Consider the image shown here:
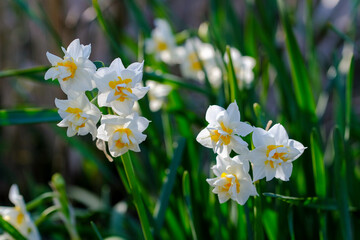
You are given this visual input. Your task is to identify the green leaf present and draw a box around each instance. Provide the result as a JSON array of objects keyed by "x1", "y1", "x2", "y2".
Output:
[
  {"x1": 262, "y1": 209, "x2": 278, "y2": 240},
  {"x1": 154, "y1": 138, "x2": 186, "y2": 231},
  {"x1": 91, "y1": 221, "x2": 104, "y2": 240},
  {"x1": 0, "y1": 215, "x2": 27, "y2": 240},
  {"x1": 26, "y1": 192, "x2": 55, "y2": 211},
  {"x1": 122, "y1": 0, "x2": 151, "y2": 36},
  {"x1": 226, "y1": 45, "x2": 240, "y2": 103},
  {"x1": 310, "y1": 128, "x2": 326, "y2": 197},
  {"x1": 0, "y1": 108, "x2": 60, "y2": 126},
  {"x1": 182, "y1": 171, "x2": 197, "y2": 240},
  {"x1": 345, "y1": 56, "x2": 354, "y2": 141},
  {"x1": 333, "y1": 127, "x2": 353, "y2": 239},
  {"x1": 0, "y1": 66, "x2": 49, "y2": 79},
  {"x1": 277, "y1": 0, "x2": 316, "y2": 121}
]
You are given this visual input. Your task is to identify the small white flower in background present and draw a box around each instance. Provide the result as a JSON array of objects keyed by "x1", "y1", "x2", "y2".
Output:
[
  {"x1": 94, "y1": 58, "x2": 149, "y2": 115},
  {"x1": 97, "y1": 113, "x2": 150, "y2": 157},
  {"x1": 249, "y1": 123, "x2": 306, "y2": 182},
  {"x1": 178, "y1": 37, "x2": 223, "y2": 88},
  {"x1": 207, "y1": 155, "x2": 258, "y2": 205},
  {"x1": 146, "y1": 80, "x2": 172, "y2": 112},
  {"x1": 0, "y1": 185, "x2": 40, "y2": 240},
  {"x1": 55, "y1": 93, "x2": 101, "y2": 140},
  {"x1": 224, "y1": 47, "x2": 256, "y2": 89},
  {"x1": 196, "y1": 101, "x2": 253, "y2": 157},
  {"x1": 145, "y1": 19, "x2": 178, "y2": 64},
  {"x1": 45, "y1": 39, "x2": 96, "y2": 94}
]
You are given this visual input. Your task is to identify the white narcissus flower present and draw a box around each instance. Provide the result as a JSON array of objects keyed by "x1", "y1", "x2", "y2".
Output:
[
  {"x1": 207, "y1": 155, "x2": 258, "y2": 205},
  {"x1": 45, "y1": 39, "x2": 96, "y2": 94},
  {"x1": 97, "y1": 113, "x2": 150, "y2": 157},
  {"x1": 94, "y1": 58, "x2": 149, "y2": 115},
  {"x1": 178, "y1": 38, "x2": 222, "y2": 88},
  {"x1": 249, "y1": 123, "x2": 306, "y2": 182},
  {"x1": 145, "y1": 19, "x2": 178, "y2": 64},
  {"x1": 146, "y1": 80, "x2": 172, "y2": 112},
  {"x1": 224, "y1": 47, "x2": 256, "y2": 89},
  {"x1": 196, "y1": 101, "x2": 253, "y2": 157},
  {"x1": 0, "y1": 185, "x2": 40, "y2": 240},
  {"x1": 55, "y1": 93, "x2": 101, "y2": 140}
]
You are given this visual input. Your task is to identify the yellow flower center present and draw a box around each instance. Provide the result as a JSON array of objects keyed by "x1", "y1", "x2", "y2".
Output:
[
  {"x1": 220, "y1": 172, "x2": 240, "y2": 193},
  {"x1": 210, "y1": 122, "x2": 233, "y2": 145},
  {"x1": 115, "y1": 128, "x2": 133, "y2": 149},
  {"x1": 156, "y1": 39, "x2": 168, "y2": 51},
  {"x1": 109, "y1": 77, "x2": 133, "y2": 102},
  {"x1": 265, "y1": 145, "x2": 288, "y2": 168},
  {"x1": 15, "y1": 206, "x2": 24, "y2": 225},
  {"x1": 188, "y1": 53, "x2": 202, "y2": 71},
  {"x1": 57, "y1": 60, "x2": 77, "y2": 81},
  {"x1": 65, "y1": 107, "x2": 86, "y2": 129}
]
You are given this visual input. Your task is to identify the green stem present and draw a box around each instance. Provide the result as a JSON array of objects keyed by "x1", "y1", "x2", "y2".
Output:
[
  {"x1": 254, "y1": 182, "x2": 264, "y2": 240},
  {"x1": 120, "y1": 152, "x2": 153, "y2": 240},
  {"x1": 0, "y1": 66, "x2": 49, "y2": 78}
]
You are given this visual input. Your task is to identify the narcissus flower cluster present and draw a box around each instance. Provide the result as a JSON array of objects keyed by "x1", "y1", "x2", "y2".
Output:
[
  {"x1": 145, "y1": 19, "x2": 256, "y2": 89},
  {"x1": 46, "y1": 39, "x2": 150, "y2": 158},
  {"x1": 196, "y1": 101, "x2": 305, "y2": 205}
]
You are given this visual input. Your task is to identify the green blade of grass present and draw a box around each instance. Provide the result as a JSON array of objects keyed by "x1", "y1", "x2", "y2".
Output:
[
  {"x1": 262, "y1": 209, "x2": 278, "y2": 240},
  {"x1": 0, "y1": 215, "x2": 27, "y2": 240},
  {"x1": 226, "y1": 45, "x2": 240, "y2": 104},
  {"x1": 277, "y1": 0, "x2": 316, "y2": 121},
  {"x1": 0, "y1": 108, "x2": 60, "y2": 126},
  {"x1": 154, "y1": 138, "x2": 186, "y2": 232},
  {"x1": 122, "y1": 0, "x2": 151, "y2": 36},
  {"x1": 0, "y1": 66, "x2": 49, "y2": 79},
  {"x1": 90, "y1": 221, "x2": 104, "y2": 240},
  {"x1": 310, "y1": 128, "x2": 326, "y2": 198},
  {"x1": 143, "y1": 71, "x2": 212, "y2": 97},
  {"x1": 345, "y1": 56, "x2": 354, "y2": 141},
  {"x1": 34, "y1": 206, "x2": 60, "y2": 226},
  {"x1": 182, "y1": 171, "x2": 197, "y2": 240},
  {"x1": 120, "y1": 152, "x2": 154, "y2": 240},
  {"x1": 26, "y1": 192, "x2": 55, "y2": 211},
  {"x1": 333, "y1": 127, "x2": 353, "y2": 239}
]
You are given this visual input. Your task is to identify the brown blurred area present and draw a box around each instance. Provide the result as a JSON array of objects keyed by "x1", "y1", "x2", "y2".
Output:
[{"x1": 0, "y1": 0, "x2": 359, "y2": 202}]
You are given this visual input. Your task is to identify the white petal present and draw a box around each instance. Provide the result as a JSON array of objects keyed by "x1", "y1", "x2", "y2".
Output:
[
  {"x1": 205, "y1": 105, "x2": 224, "y2": 123},
  {"x1": 196, "y1": 128, "x2": 212, "y2": 148},
  {"x1": 268, "y1": 123, "x2": 289, "y2": 144},
  {"x1": 226, "y1": 101, "x2": 240, "y2": 122},
  {"x1": 46, "y1": 52, "x2": 62, "y2": 65}
]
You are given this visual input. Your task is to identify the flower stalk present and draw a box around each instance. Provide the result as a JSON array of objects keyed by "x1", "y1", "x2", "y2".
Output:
[{"x1": 119, "y1": 152, "x2": 153, "y2": 240}]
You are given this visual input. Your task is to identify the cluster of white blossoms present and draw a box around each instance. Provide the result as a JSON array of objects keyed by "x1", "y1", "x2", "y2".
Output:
[
  {"x1": 0, "y1": 185, "x2": 40, "y2": 240},
  {"x1": 145, "y1": 19, "x2": 256, "y2": 89},
  {"x1": 45, "y1": 39, "x2": 150, "y2": 158},
  {"x1": 196, "y1": 101, "x2": 306, "y2": 205}
]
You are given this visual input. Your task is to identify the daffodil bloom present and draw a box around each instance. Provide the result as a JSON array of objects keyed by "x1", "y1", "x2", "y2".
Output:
[
  {"x1": 45, "y1": 39, "x2": 96, "y2": 94},
  {"x1": 249, "y1": 123, "x2": 306, "y2": 181},
  {"x1": 146, "y1": 80, "x2": 172, "y2": 111},
  {"x1": 207, "y1": 155, "x2": 258, "y2": 205},
  {"x1": 55, "y1": 93, "x2": 101, "y2": 140},
  {"x1": 196, "y1": 101, "x2": 253, "y2": 157},
  {"x1": 94, "y1": 58, "x2": 149, "y2": 115},
  {"x1": 224, "y1": 47, "x2": 256, "y2": 89},
  {"x1": 178, "y1": 38, "x2": 222, "y2": 88},
  {"x1": 0, "y1": 185, "x2": 40, "y2": 240},
  {"x1": 97, "y1": 113, "x2": 150, "y2": 157},
  {"x1": 145, "y1": 19, "x2": 178, "y2": 64}
]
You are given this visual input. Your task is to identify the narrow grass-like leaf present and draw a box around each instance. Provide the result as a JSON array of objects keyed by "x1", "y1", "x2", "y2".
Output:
[
  {"x1": 254, "y1": 183, "x2": 264, "y2": 240},
  {"x1": 345, "y1": 56, "x2": 354, "y2": 141},
  {"x1": 226, "y1": 45, "x2": 240, "y2": 103},
  {"x1": 143, "y1": 71, "x2": 212, "y2": 97},
  {"x1": 92, "y1": 0, "x2": 123, "y2": 56},
  {"x1": 182, "y1": 171, "x2": 197, "y2": 240},
  {"x1": 154, "y1": 138, "x2": 186, "y2": 231},
  {"x1": 91, "y1": 221, "x2": 104, "y2": 240},
  {"x1": 122, "y1": 0, "x2": 151, "y2": 36},
  {"x1": 310, "y1": 128, "x2": 326, "y2": 197},
  {"x1": 34, "y1": 206, "x2": 60, "y2": 226},
  {"x1": 0, "y1": 215, "x2": 27, "y2": 240},
  {"x1": 26, "y1": 192, "x2": 55, "y2": 211},
  {"x1": 120, "y1": 152, "x2": 154, "y2": 240},
  {"x1": 0, "y1": 66, "x2": 49, "y2": 78},
  {"x1": 277, "y1": 0, "x2": 316, "y2": 121},
  {"x1": 333, "y1": 127, "x2": 353, "y2": 239},
  {"x1": 262, "y1": 209, "x2": 278, "y2": 240},
  {"x1": 0, "y1": 108, "x2": 60, "y2": 126}
]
